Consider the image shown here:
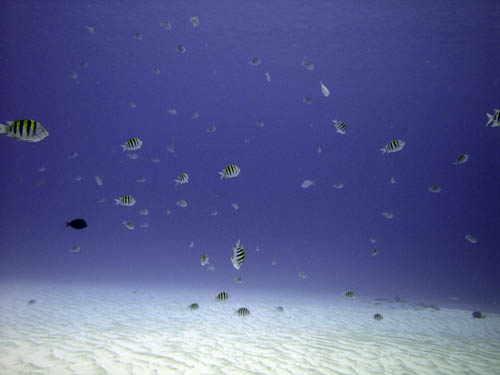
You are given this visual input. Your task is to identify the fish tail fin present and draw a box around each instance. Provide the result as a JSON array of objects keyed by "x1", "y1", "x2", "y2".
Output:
[
  {"x1": 486, "y1": 113, "x2": 493, "y2": 127},
  {"x1": 380, "y1": 148, "x2": 387, "y2": 154},
  {"x1": 219, "y1": 171, "x2": 224, "y2": 180},
  {"x1": 65, "y1": 222, "x2": 70, "y2": 227},
  {"x1": 174, "y1": 179, "x2": 179, "y2": 186},
  {"x1": 0, "y1": 123, "x2": 8, "y2": 134},
  {"x1": 121, "y1": 144, "x2": 127, "y2": 151},
  {"x1": 114, "y1": 199, "x2": 120, "y2": 205}
]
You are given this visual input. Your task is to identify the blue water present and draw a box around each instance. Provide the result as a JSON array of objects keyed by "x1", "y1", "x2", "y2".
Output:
[{"x1": 0, "y1": 0, "x2": 499, "y2": 313}]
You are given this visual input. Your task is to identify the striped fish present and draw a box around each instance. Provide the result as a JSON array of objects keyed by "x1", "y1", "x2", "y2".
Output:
[
  {"x1": 485, "y1": 109, "x2": 500, "y2": 127},
  {"x1": 174, "y1": 173, "x2": 189, "y2": 185},
  {"x1": 188, "y1": 303, "x2": 199, "y2": 310},
  {"x1": 344, "y1": 291, "x2": 355, "y2": 299},
  {"x1": 215, "y1": 291, "x2": 229, "y2": 302},
  {"x1": 453, "y1": 153, "x2": 469, "y2": 165},
  {"x1": 201, "y1": 254, "x2": 209, "y2": 266},
  {"x1": 231, "y1": 239, "x2": 246, "y2": 270},
  {"x1": 235, "y1": 307, "x2": 250, "y2": 316},
  {"x1": 219, "y1": 164, "x2": 240, "y2": 179},
  {"x1": 114, "y1": 195, "x2": 136, "y2": 206},
  {"x1": 332, "y1": 120, "x2": 347, "y2": 135},
  {"x1": 380, "y1": 139, "x2": 405, "y2": 154},
  {"x1": 373, "y1": 313, "x2": 383, "y2": 321},
  {"x1": 0, "y1": 119, "x2": 49, "y2": 142},
  {"x1": 121, "y1": 137, "x2": 143, "y2": 151}
]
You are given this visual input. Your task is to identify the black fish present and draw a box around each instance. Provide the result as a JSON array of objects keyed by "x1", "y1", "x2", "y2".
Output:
[
  {"x1": 374, "y1": 313, "x2": 383, "y2": 321},
  {"x1": 472, "y1": 311, "x2": 484, "y2": 319},
  {"x1": 27, "y1": 299, "x2": 37, "y2": 305},
  {"x1": 66, "y1": 219, "x2": 87, "y2": 229}
]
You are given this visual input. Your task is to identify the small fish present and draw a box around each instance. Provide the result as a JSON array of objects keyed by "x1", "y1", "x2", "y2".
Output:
[
  {"x1": 373, "y1": 313, "x2": 383, "y2": 321},
  {"x1": 129, "y1": 102, "x2": 136, "y2": 109},
  {"x1": 219, "y1": 164, "x2": 240, "y2": 179},
  {"x1": 332, "y1": 120, "x2": 346, "y2": 135},
  {"x1": 190, "y1": 16, "x2": 200, "y2": 27},
  {"x1": 97, "y1": 197, "x2": 106, "y2": 203},
  {"x1": 265, "y1": 72, "x2": 271, "y2": 82},
  {"x1": 382, "y1": 212, "x2": 394, "y2": 219},
  {"x1": 210, "y1": 210, "x2": 218, "y2": 216},
  {"x1": 69, "y1": 72, "x2": 78, "y2": 79},
  {"x1": 69, "y1": 152, "x2": 78, "y2": 159},
  {"x1": 235, "y1": 307, "x2": 250, "y2": 316},
  {"x1": 153, "y1": 68, "x2": 161, "y2": 75},
  {"x1": 27, "y1": 299, "x2": 37, "y2": 305},
  {"x1": 66, "y1": 219, "x2": 87, "y2": 229},
  {"x1": 301, "y1": 179, "x2": 316, "y2": 189},
  {"x1": 0, "y1": 120, "x2": 49, "y2": 142},
  {"x1": 369, "y1": 237, "x2": 377, "y2": 243},
  {"x1": 298, "y1": 272, "x2": 307, "y2": 279},
  {"x1": 271, "y1": 260, "x2": 276, "y2": 266},
  {"x1": 256, "y1": 121, "x2": 264, "y2": 128},
  {"x1": 127, "y1": 153, "x2": 138, "y2": 160},
  {"x1": 139, "y1": 209, "x2": 149, "y2": 215},
  {"x1": 231, "y1": 239, "x2": 246, "y2": 270},
  {"x1": 256, "y1": 245, "x2": 261, "y2": 252},
  {"x1": 134, "y1": 32, "x2": 143, "y2": 40},
  {"x1": 320, "y1": 81, "x2": 330, "y2": 97},
  {"x1": 167, "y1": 109, "x2": 177, "y2": 115},
  {"x1": 428, "y1": 185, "x2": 441, "y2": 193},
  {"x1": 231, "y1": 202, "x2": 239, "y2": 210},
  {"x1": 73, "y1": 176, "x2": 82, "y2": 182},
  {"x1": 176, "y1": 200, "x2": 188, "y2": 208},
  {"x1": 276, "y1": 306, "x2": 285, "y2": 312},
  {"x1": 95, "y1": 176, "x2": 103, "y2": 186},
  {"x1": 344, "y1": 291, "x2": 355, "y2": 299},
  {"x1": 215, "y1": 291, "x2": 229, "y2": 301},
  {"x1": 188, "y1": 241, "x2": 194, "y2": 248},
  {"x1": 115, "y1": 195, "x2": 136, "y2": 206},
  {"x1": 235, "y1": 276, "x2": 243, "y2": 284},
  {"x1": 249, "y1": 57, "x2": 261, "y2": 66},
  {"x1": 303, "y1": 97, "x2": 312, "y2": 104},
  {"x1": 453, "y1": 154, "x2": 469, "y2": 165},
  {"x1": 192, "y1": 112, "x2": 199, "y2": 119},
  {"x1": 472, "y1": 311, "x2": 484, "y2": 319},
  {"x1": 207, "y1": 265, "x2": 215, "y2": 271},
  {"x1": 151, "y1": 157, "x2": 160, "y2": 163},
  {"x1": 485, "y1": 109, "x2": 500, "y2": 127},
  {"x1": 70, "y1": 245, "x2": 81, "y2": 253},
  {"x1": 80, "y1": 61, "x2": 89, "y2": 68},
  {"x1": 465, "y1": 234, "x2": 477, "y2": 243},
  {"x1": 380, "y1": 139, "x2": 405, "y2": 154},
  {"x1": 136, "y1": 177, "x2": 146, "y2": 183},
  {"x1": 166, "y1": 209, "x2": 172, "y2": 215},
  {"x1": 140, "y1": 222, "x2": 149, "y2": 228},
  {"x1": 188, "y1": 303, "x2": 199, "y2": 310},
  {"x1": 85, "y1": 26, "x2": 95, "y2": 34},
  {"x1": 167, "y1": 137, "x2": 175, "y2": 154},
  {"x1": 302, "y1": 60, "x2": 314, "y2": 70},
  {"x1": 243, "y1": 137, "x2": 250, "y2": 144},
  {"x1": 121, "y1": 137, "x2": 143, "y2": 151},
  {"x1": 390, "y1": 177, "x2": 397, "y2": 184},
  {"x1": 206, "y1": 125, "x2": 216, "y2": 133},
  {"x1": 317, "y1": 146, "x2": 322, "y2": 154},
  {"x1": 123, "y1": 221, "x2": 135, "y2": 230},
  {"x1": 200, "y1": 254, "x2": 209, "y2": 266},
  {"x1": 37, "y1": 166, "x2": 46, "y2": 173},
  {"x1": 372, "y1": 248, "x2": 379, "y2": 256},
  {"x1": 333, "y1": 183, "x2": 344, "y2": 189},
  {"x1": 160, "y1": 21, "x2": 172, "y2": 30},
  {"x1": 177, "y1": 44, "x2": 186, "y2": 53}
]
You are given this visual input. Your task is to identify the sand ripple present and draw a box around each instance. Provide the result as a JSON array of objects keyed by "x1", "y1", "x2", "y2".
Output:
[{"x1": 1, "y1": 284, "x2": 499, "y2": 375}]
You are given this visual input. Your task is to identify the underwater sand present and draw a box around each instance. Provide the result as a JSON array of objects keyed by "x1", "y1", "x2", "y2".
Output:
[{"x1": 0, "y1": 283, "x2": 499, "y2": 375}]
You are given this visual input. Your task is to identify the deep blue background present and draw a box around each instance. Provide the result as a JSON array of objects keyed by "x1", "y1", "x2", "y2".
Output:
[{"x1": 0, "y1": 0, "x2": 499, "y2": 308}]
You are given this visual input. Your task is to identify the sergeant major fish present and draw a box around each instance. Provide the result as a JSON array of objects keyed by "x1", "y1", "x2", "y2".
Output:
[
  {"x1": 122, "y1": 137, "x2": 143, "y2": 151},
  {"x1": 380, "y1": 139, "x2": 405, "y2": 154},
  {"x1": 485, "y1": 109, "x2": 500, "y2": 127},
  {"x1": 0, "y1": 120, "x2": 49, "y2": 142},
  {"x1": 231, "y1": 239, "x2": 246, "y2": 270},
  {"x1": 114, "y1": 195, "x2": 136, "y2": 206},
  {"x1": 219, "y1": 164, "x2": 240, "y2": 179}
]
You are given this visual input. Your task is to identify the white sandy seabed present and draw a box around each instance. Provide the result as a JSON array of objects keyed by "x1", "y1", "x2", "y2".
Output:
[{"x1": 0, "y1": 283, "x2": 499, "y2": 375}]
